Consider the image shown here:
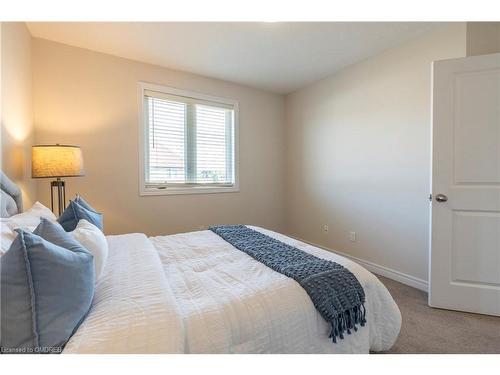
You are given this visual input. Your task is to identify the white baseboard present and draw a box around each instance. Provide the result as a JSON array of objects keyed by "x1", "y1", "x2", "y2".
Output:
[{"x1": 292, "y1": 236, "x2": 429, "y2": 292}]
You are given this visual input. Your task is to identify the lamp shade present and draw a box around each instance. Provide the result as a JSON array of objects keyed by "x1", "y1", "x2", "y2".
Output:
[{"x1": 32, "y1": 145, "x2": 85, "y2": 178}]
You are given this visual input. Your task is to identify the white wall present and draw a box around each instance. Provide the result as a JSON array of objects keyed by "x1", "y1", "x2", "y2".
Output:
[
  {"x1": 285, "y1": 24, "x2": 467, "y2": 282},
  {"x1": 33, "y1": 38, "x2": 286, "y2": 236},
  {"x1": 1, "y1": 22, "x2": 36, "y2": 208}
]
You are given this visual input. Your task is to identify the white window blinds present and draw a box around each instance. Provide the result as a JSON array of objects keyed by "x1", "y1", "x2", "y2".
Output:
[{"x1": 144, "y1": 89, "x2": 235, "y2": 188}]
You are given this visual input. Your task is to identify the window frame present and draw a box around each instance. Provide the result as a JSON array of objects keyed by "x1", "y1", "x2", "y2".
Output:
[{"x1": 138, "y1": 82, "x2": 239, "y2": 196}]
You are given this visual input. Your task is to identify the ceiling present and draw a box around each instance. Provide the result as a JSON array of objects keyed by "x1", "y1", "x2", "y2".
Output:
[{"x1": 27, "y1": 22, "x2": 440, "y2": 94}]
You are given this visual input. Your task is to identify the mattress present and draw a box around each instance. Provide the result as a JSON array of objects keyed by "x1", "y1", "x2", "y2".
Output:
[{"x1": 150, "y1": 226, "x2": 402, "y2": 353}]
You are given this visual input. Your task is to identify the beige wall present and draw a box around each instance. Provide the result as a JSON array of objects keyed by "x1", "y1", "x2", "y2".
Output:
[
  {"x1": 466, "y1": 22, "x2": 500, "y2": 56},
  {"x1": 1, "y1": 22, "x2": 36, "y2": 208},
  {"x1": 284, "y1": 24, "x2": 467, "y2": 281},
  {"x1": 32, "y1": 38, "x2": 286, "y2": 236},
  {"x1": 4, "y1": 23, "x2": 487, "y2": 282}
]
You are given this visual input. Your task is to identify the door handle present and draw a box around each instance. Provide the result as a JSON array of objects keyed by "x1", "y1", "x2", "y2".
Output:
[{"x1": 435, "y1": 194, "x2": 448, "y2": 202}]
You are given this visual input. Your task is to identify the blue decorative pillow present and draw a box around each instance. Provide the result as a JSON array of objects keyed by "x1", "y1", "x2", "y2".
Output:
[
  {"x1": 0, "y1": 234, "x2": 37, "y2": 352},
  {"x1": 58, "y1": 196, "x2": 103, "y2": 232},
  {"x1": 73, "y1": 195, "x2": 97, "y2": 213},
  {"x1": 0, "y1": 219, "x2": 95, "y2": 353}
]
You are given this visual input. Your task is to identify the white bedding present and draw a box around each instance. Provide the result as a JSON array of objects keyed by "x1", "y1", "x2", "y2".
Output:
[
  {"x1": 150, "y1": 226, "x2": 401, "y2": 354},
  {"x1": 63, "y1": 233, "x2": 185, "y2": 353},
  {"x1": 64, "y1": 227, "x2": 401, "y2": 354}
]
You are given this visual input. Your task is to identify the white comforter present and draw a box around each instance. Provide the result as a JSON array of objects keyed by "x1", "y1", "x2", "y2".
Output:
[
  {"x1": 63, "y1": 234, "x2": 185, "y2": 353},
  {"x1": 151, "y1": 227, "x2": 401, "y2": 354},
  {"x1": 64, "y1": 227, "x2": 401, "y2": 354}
]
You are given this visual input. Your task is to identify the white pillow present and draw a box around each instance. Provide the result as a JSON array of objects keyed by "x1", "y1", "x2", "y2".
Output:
[
  {"x1": 70, "y1": 219, "x2": 108, "y2": 283},
  {"x1": 1, "y1": 221, "x2": 15, "y2": 255},
  {"x1": 1, "y1": 201, "x2": 57, "y2": 254}
]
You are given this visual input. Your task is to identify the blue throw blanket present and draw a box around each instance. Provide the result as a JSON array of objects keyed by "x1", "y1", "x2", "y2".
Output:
[{"x1": 210, "y1": 225, "x2": 366, "y2": 343}]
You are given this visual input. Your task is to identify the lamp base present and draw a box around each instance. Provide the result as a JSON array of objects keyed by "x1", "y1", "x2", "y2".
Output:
[{"x1": 51, "y1": 178, "x2": 66, "y2": 216}]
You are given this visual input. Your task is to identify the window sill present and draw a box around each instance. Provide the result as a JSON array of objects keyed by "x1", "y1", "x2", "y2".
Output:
[{"x1": 139, "y1": 185, "x2": 239, "y2": 196}]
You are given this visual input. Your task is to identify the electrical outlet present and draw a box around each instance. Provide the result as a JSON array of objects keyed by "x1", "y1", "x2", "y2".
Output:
[
  {"x1": 349, "y1": 231, "x2": 356, "y2": 242},
  {"x1": 323, "y1": 225, "x2": 329, "y2": 233}
]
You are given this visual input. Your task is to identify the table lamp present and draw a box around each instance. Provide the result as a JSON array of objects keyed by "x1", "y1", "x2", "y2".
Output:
[{"x1": 32, "y1": 144, "x2": 85, "y2": 216}]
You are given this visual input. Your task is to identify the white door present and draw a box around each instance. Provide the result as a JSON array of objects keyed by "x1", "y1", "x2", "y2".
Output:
[{"x1": 430, "y1": 53, "x2": 500, "y2": 316}]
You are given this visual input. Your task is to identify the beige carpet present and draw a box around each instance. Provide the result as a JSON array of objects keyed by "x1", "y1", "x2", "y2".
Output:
[{"x1": 376, "y1": 276, "x2": 500, "y2": 354}]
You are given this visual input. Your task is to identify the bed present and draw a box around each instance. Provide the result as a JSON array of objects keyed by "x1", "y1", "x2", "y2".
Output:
[{"x1": 1, "y1": 172, "x2": 401, "y2": 354}]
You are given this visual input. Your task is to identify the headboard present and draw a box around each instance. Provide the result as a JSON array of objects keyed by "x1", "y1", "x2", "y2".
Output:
[{"x1": 0, "y1": 172, "x2": 23, "y2": 218}]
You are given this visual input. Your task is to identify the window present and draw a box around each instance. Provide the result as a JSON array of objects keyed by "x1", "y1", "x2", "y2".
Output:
[{"x1": 138, "y1": 83, "x2": 238, "y2": 195}]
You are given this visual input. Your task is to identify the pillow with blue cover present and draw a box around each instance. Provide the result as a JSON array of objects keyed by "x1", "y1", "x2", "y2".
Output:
[
  {"x1": 0, "y1": 218, "x2": 95, "y2": 354},
  {"x1": 58, "y1": 195, "x2": 103, "y2": 232}
]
